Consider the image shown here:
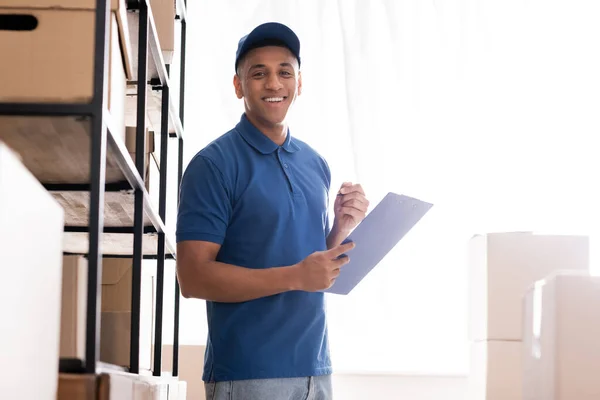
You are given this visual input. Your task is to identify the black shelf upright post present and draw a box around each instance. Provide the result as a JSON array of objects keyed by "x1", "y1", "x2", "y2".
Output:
[
  {"x1": 172, "y1": 12, "x2": 187, "y2": 378},
  {"x1": 153, "y1": 82, "x2": 170, "y2": 376},
  {"x1": 85, "y1": 0, "x2": 112, "y2": 374},
  {"x1": 130, "y1": 0, "x2": 150, "y2": 375}
]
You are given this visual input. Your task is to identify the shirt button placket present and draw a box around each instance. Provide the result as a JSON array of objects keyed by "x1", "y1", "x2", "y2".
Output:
[{"x1": 278, "y1": 149, "x2": 294, "y2": 193}]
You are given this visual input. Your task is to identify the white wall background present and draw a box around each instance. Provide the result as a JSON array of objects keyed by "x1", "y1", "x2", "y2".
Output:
[{"x1": 156, "y1": 0, "x2": 600, "y2": 379}]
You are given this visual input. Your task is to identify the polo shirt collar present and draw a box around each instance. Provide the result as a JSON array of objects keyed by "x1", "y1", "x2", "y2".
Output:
[{"x1": 236, "y1": 114, "x2": 300, "y2": 154}]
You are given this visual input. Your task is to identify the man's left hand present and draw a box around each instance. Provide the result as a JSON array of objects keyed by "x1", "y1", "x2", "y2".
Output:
[{"x1": 332, "y1": 182, "x2": 369, "y2": 234}]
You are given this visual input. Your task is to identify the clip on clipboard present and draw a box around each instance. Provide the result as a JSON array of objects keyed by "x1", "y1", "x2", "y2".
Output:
[{"x1": 324, "y1": 192, "x2": 433, "y2": 295}]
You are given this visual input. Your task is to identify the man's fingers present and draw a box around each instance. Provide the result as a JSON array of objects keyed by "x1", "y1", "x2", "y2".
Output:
[
  {"x1": 340, "y1": 198, "x2": 368, "y2": 213},
  {"x1": 337, "y1": 182, "x2": 352, "y2": 195},
  {"x1": 327, "y1": 241, "x2": 355, "y2": 258},
  {"x1": 339, "y1": 183, "x2": 365, "y2": 196},
  {"x1": 338, "y1": 206, "x2": 366, "y2": 222},
  {"x1": 333, "y1": 256, "x2": 350, "y2": 269},
  {"x1": 339, "y1": 192, "x2": 369, "y2": 205}
]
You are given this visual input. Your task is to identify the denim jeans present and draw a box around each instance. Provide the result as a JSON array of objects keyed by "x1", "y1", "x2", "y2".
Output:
[{"x1": 204, "y1": 375, "x2": 333, "y2": 400}]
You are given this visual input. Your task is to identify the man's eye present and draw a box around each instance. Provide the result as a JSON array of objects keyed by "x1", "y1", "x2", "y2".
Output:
[
  {"x1": 280, "y1": 71, "x2": 292, "y2": 76},
  {"x1": 253, "y1": 72, "x2": 266, "y2": 78}
]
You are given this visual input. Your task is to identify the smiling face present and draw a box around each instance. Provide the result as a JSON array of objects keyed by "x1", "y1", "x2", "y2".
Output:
[{"x1": 234, "y1": 45, "x2": 302, "y2": 134}]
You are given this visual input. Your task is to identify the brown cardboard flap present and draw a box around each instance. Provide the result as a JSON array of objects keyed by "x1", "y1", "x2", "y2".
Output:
[
  {"x1": 149, "y1": 0, "x2": 175, "y2": 61},
  {"x1": 57, "y1": 373, "x2": 97, "y2": 400},
  {"x1": 100, "y1": 312, "x2": 131, "y2": 368},
  {"x1": 101, "y1": 258, "x2": 133, "y2": 313},
  {"x1": 100, "y1": 311, "x2": 152, "y2": 370},
  {"x1": 113, "y1": 0, "x2": 134, "y2": 79},
  {"x1": 60, "y1": 255, "x2": 88, "y2": 359},
  {"x1": 150, "y1": 132, "x2": 161, "y2": 166},
  {"x1": 125, "y1": 127, "x2": 155, "y2": 154},
  {"x1": 102, "y1": 258, "x2": 132, "y2": 286},
  {"x1": 100, "y1": 273, "x2": 154, "y2": 369},
  {"x1": 58, "y1": 372, "x2": 137, "y2": 400}
]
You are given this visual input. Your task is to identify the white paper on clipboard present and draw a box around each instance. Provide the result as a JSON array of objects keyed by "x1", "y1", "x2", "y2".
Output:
[{"x1": 324, "y1": 192, "x2": 433, "y2": 295}]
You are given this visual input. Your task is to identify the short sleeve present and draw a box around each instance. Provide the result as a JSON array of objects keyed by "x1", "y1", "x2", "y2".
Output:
[{"x1": 176, "y1": 155, "x2": 232, "y2": 244}]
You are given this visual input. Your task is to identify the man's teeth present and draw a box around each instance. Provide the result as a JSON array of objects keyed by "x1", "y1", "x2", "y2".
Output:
[{"x1": 264, "y1": 97, "x2": 284, "y2": 102}]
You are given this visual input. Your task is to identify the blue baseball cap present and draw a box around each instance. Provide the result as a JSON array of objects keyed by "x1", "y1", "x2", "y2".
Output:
[{"x1": 235, "y1": 22, "x2": 301, "y2": 72}]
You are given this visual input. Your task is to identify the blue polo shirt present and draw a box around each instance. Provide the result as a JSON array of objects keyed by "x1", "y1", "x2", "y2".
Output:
[{"x1": 176, "y1": 114, "x2": 333, "y2": 382}]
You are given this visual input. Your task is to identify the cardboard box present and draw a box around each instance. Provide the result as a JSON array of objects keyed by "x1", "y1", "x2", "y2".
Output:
[
  {"x1": 150, "y1": 0, "x2": 176, "y2": 63},
  {"x1": 60, "y1": 255, "x2": 89, "y2": 360},
  {"x1": 135, "y1": 381, "x2": 169, "y2": 400},
  {"x1": 102, "y1": 257, "x2": 134, "y2": 313},
  {"x1": 126, "y1": 127, "x2": 156, "y2": 157},
  {"x1": 523, "y1": 271, "x2": 600, "y2": 400},
  {"x1": 134, "y1": 375, "x2": 179, "y2": 400},
  {"x1": 0, "y1": 0, "x2": 132, "y2": 78},
  {"x1": 57, "y1": 374, "x2": 97, "y2": 400},
  {"x1": 0, "y1": 142, "x2": 64, "y2": 400},
  {"x1": 57, "y1": 372, "x2": 138, "y2": 400},
  {"x1": 125, "y1": 126, "x2": 156, "y2": 186},
  {"x1": 0, "y1": 1, "x2": 130, "y2": 139},
  {"x1": 100, "y1": 258, "x2": 155, "y2": 370},
  {"x1": 168, "y1": 381, "x2": 188, "y2": 400},
  {"x1": 162, "y1": 345, "x2": 206, "y2": 400},
  {"x1": 468, "y1": 341, "x2": 522, "y2": 400},
  {"x1": 468, "y1": 232, "x2": 589, "y2": 341},
  {"x1": 59, "y1": 255, "x2": 156, "y2": 369},
  {"x1": 0, "y1": 0, "x2": 133, "y2": 76},
  {"x1": 125, "y1": 127, "x2": 161, "y2": 211}
]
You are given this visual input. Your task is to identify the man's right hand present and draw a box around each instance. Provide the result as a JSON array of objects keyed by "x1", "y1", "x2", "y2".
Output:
[{"x1": 292, "y1": 241, "x2": 355, "y2": 292}]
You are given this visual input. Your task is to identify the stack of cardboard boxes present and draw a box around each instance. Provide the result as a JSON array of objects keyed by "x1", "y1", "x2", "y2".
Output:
[
  {"x1": 99, "y1": 257, "x2": 155, "y2": 370},
  {"x1": 522, "y1": 271, "x2": 600, "y2": 399},
  {"x1": 60, "y1": 256, "x2": 156, "y2": 370},
  {"x1": 0, "y1": 0, "x2": 187, "y2": 398},
  {"x1": 467, "y1": 232, "x2": 589, "y2": 399}
]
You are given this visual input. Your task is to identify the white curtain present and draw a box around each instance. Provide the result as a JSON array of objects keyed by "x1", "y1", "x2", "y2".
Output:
[{"x1": 171, "y1": 0, "x2": 600, "y2": 375}]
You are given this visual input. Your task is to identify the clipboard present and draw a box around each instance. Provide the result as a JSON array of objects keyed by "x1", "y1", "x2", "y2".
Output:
[{"x1": 324, "y1": 192, "x2": 433, "y2": 295}]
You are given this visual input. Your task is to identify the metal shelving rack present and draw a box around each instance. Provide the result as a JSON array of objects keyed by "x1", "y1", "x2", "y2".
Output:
[{"x1": 0, "y1": 0, "x2": 187, "y2": 377}]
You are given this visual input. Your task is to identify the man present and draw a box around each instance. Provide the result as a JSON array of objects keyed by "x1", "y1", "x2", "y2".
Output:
[{"x1": 176, "y1": 22, "x2": 369, "y2": 400}]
